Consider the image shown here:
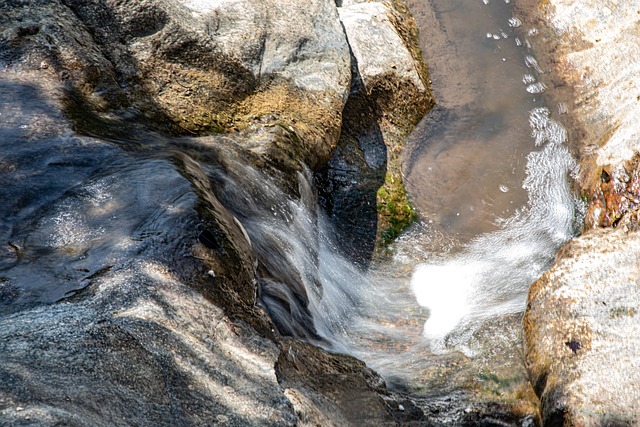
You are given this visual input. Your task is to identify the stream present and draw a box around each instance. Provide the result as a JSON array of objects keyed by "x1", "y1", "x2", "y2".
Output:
[
  {"x1": 0, "y1": 0, "x2": 582, "y2": 424},
  {"x1": 204, "y1": 0, "x2": 582, "y2": 418},
  {"x1": 308, "y1": 0, "x2": 582, "y2": 420}
]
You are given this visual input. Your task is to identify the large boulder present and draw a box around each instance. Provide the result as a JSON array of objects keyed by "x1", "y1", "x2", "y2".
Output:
[
  {"x1": 517, "y1": 0, "x2": 640, "y2": 424},
  {"x1": 1, "y1": 0, "x2": 351, "y2": 172},
  {"x1": 0, "y1": 80, "x2": 402, "y2": 425},
  {"x1": 524, "y1": 227, "x2": 640, "y2": 426},
  {"x1": 517, "y1": 0, "x2": 640, "y2": 228}
]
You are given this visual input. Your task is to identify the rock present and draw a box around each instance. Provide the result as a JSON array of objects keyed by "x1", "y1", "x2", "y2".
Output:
[
  {"x1": 0, "y1": 270, "x2": 297, "y2": 427},
  {"x1": 517, "y1": 0, "x2": 640, "y2": 228},
  {"x1": 0, "y1": 0, "x2": 433, "y2": 424},
  {"x1": 0, "y1": 82, "x2": 401, "y2": 425},
  {"x1": 275, "y1": 338, "x2": 396, "y2": 426},
  {"x1": 524, "y1": 227, "x2": 640, "y2": 426},
  {"x1": 514, "y1": 1, "x2": 640, "y2": 423},
  {"x1": 1, "y1": 0, "x2": 351, "y2": 172},
  {"x1": 319, "y1": 0, "x2": 433, "y2": 263},
  {"x1": 0, "y1": 94, "x2": 287, "y2": 424},
  {"x1": 338, "y1": 1, "x2": 426, "y2": 94}
]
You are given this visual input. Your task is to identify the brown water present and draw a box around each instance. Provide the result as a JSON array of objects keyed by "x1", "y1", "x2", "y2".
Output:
[{"x1": 404, "y1": 0, "x2": 544, "y2": 243}]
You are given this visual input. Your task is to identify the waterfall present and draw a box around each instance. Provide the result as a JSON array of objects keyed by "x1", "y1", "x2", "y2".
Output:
[{"x1": 201, "y1": 106, "x2": 582, "y2": 372}]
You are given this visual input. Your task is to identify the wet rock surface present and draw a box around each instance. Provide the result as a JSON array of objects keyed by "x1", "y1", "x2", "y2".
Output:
[
  {"x1": 0, "y1": 0, "x2": 432, "y2": 425},
  {"x1": 276, "y1": 338, "x2": 396, "y2": 426},
  {"x1": 517, "y1": 0, "x2": 640, "y2": 424}
]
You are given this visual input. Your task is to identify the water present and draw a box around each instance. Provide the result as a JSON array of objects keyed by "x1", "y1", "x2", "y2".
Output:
[
  {"x1": 404, "y1": 0, "x2": 555, "y2": 242},
  {"x1": 393, "y1": 1, "x2": 584, "y2": 355},
  {"x1": 212, "y1": 0, "x2": 582, "y2": 417},
  {"x1": 195, "y1": 104, "x2": 579, "y2": 409},
  {"x1": 0, "y1": 88, "x2": 198, "y2": 313},
  {"x1": 0, "y1": 0, "x2": 581, "y2": 422},
  {"x1": 410, "y1": 108, "x2": 579, "y2": 352}
]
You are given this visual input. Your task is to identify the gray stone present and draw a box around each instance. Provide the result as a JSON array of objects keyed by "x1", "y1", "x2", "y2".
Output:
[
  {"x1": 0, "y1": 268, "x2": 296, "y2": 427},
  {"x1": 0, "y1": 0, "x2": 433, "y2": 424},
  {"x1": 0, "y1": 0, "x2": 352, "y2": 170},
  {"x1": 339, "y1": 1, "x2": 425, "y2": 94},
  {"x1": 0, "y1": 99, "x2": 288, "y2": 424}
]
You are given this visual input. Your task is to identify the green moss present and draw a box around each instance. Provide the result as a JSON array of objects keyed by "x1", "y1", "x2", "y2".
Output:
[
  {"x1": 376, "y1": 172, "x2": 417, "y2": 246},
  {"x1": 475, "y1": 369, "x2": 526, "y2": 397},
  {"x1": 581, "y1": 192, "x2": 589, "y2": 204}
]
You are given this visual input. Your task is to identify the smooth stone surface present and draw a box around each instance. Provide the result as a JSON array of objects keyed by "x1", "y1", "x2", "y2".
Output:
[{"x1": 339, "y1": 2, "x2": 425, "y2": 93}]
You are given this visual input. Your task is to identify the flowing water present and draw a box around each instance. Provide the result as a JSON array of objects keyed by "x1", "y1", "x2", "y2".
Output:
[
  {"x1": 0, "y1": 0, "x2": 582, "y2": 423},
  {"x1": 403, "y1": 0, "x2": 582, "y2": 348},
  {"x1": 238, "y1": 0, "x2": 582, "y2": 419}
]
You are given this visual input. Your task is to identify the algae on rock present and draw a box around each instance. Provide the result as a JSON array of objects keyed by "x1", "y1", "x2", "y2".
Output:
[{"x1": 320, "y1": 0, "x2": 434, "y2": 264}]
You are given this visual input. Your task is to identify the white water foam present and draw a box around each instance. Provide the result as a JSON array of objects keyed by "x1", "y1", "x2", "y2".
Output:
[
  {"x1": 210, "y1": 108, "x2": 582, "y2": 366},
  {"x1": 411, "y1": 107, "x2": 582, "y2": 353}
]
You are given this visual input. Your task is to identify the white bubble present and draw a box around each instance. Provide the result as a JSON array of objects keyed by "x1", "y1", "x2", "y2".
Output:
[
  {"x1": 526, "y1": 82, "x2": 548, "y2": 94},
  {"x1": 508, "y1": 17, "x2": 522, "y2": 28}
]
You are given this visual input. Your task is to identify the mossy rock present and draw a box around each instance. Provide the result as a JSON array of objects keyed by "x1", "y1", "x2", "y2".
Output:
[{"x1": 376, "y1": 172, "x2": 417, "y2": 246}]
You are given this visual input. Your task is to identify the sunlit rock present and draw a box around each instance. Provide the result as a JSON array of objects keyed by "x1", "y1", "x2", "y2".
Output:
[
  {"x1": 519, "y1": 0, "x2": 640, "y2": 424},
  {"x1": 320, "y1": 0, "x2": 433, "y2": 263},
  {"x1": 0, "y1": 0, "x2": 431, "y2": 424},
  {"x1": 524, "y1": 0, "x2": 640, "y2": 227},
  {"x1": 338, "y1": 1, "x2": 426, "y2": 93},
  {"x1": 1, "y1": 0, "x2": 351, "y2": 171},
  {"x1": 524, "y1": 227, "x2": 640, "y2": 426}
]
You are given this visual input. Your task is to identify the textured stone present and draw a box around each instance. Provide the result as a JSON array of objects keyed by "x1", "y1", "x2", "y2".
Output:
[
  {"x1": 320, "y1": 0, "x2": 433, "y2": 263},
  {"x1": 0, "y1": 0, "x2": 432, "y2": 424},
  {"x1": 514, "y1": 1, "x2": 640, "y2": 424},
  {"x1": 0, "y1": 0, "x2": 352, "y2": 171},
  {"x1": 524, "y1": 227, "x2": 640, "y2": 426},
  {"x1": 520, "y1": 0, "x2": 640, "y2": 228},
  {"x1": 0, "y1": 85, "x2": 405, "y2": 425},
  {"x1": 338, "y1": 2, "x2": 425, "y2": 94}
]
